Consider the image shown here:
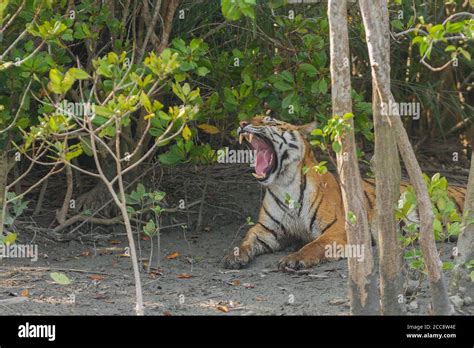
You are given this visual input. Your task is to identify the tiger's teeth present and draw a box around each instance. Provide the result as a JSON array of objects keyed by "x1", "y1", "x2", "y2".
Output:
[
  {"x1": 248, "y1": 133, "x2": 254, "y2": 143},
  {"x1": 252, "y1": 173, "x2": 265, "y2": 179},
  {"x1": 239, "y1": 134, "x2": 244, "y2": 144}
]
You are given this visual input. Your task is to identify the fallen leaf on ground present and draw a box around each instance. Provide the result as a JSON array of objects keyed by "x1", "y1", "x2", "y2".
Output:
[
  {"x1": 217, "y1": 305, "x2": 230, "y2": 313},
  {"x1": 88, "y1": 275, "x2": 105, "y2": 281},
  {"x1": 93, "y1": 294, "x2": 108, "y2": 300},
  {"x1": 232, "y1": 280, "x2": 241, "y2": 286},
  {"x1": 80, "y1": 251, "x2": 90, "y2": 257},
  {"x1": 50, "y1": 272, "x2": 72, "y2": 285},
  {"x1": 20, "y1": 289, "x2": 29, "y2": 297},
  {"x1": 166, "y1": 252, "x2": 179, "y2": 260},
  {"x1": 329, "y1": 298, "x2": 347, "y2": 305},
  {"x1": 177, "y1": 273, "x2": 193, "y2": 279},
  {"x1": 307, "y1": 273, "x2": 329, "y2": 279},
  {"x1": 109, "y1": 240, "x2": 121, "y2": 245},
  {"x1": 243, "y1": 283, "x2": 255, "y2": 289}
]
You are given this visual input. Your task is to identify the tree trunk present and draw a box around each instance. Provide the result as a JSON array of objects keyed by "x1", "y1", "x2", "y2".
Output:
[
  {"x1": 57, "y1": 164, "x2": 73, "y2": 225},
  {"x1": 373, "y1": 90, "x2": 404, "y2": 314},
  {"x1": 450, "y1": 151, "x2": 474, "y2": 293},
  {"x1": 329, "y1": 0, "x2": 380, "y2": 315},
  {"x1": 359, "y1": 0, "x2": 453, "y2": 315},
  {"x1": 370, "y1": 4, "x2": 404, "y2": 315}
]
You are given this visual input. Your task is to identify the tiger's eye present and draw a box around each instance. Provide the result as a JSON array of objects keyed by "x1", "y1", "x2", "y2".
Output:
[{"x1": 263, "y1": 116, "x2": 273, "y2": 123}]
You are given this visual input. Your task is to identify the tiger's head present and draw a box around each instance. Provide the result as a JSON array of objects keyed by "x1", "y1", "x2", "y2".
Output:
[{"x1": 238, "y1": 115, "x2": 316, "y2": 186}]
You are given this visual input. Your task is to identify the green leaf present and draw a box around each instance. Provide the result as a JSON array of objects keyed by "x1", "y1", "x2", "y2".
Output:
[
  {"x1": 140, "y1": 92, "x2": 152, "y2": 113},
  {"x1": 238, "y1": 0, "x2": 256, "y2": 20},
  {"x1": 282, "y1": 92, "x2": 295, "y2": 109},
  {"x1": 429, "y1": 24, "x2": 444, "y2": 35},
  {"x1": 221, "y1": 0, "x2": 242, "y2": 21},
  {"x1": 61, "y1": 72, "x2": 76, "y2": 93},
  {"x1": 442, "y1": 261, "x2": 454, "y2": 270},
  {"x1": 332, "y1": 141, "x2": 342, "y2": 153},
  {"x1": 273, "y1": 80, "x2": 294, "y2": 92},
  {"x1": 459, "y1": 48, "x2": 471, "y2": 61},
  {"x1": 97, "y1": 60, "x2": 113, "y2": 78},
  {"x1": 311, "y1": 128, "x2": 324, "y2": 136},
  {"x1": 445, "y1": 21, "x2": 464, "y2": 33},
  {"x1": 343, "y1": 112, "x2": 353, "y2": 120},
  {"x1": 311, "y1": 81, "x2": 320, "y2": 94},
  {"x1": 223, "y1": 87, "x2": 238, "y2": 106},
  {"x1": 4, "y1": 232, "x2": 17, "y2": 245},
  {"x1": 136, "y1": 183, "x2": 146, "y2": 198},
  {"x1": 80, "y1": 137, "x2": 93, "y2": 156},
  {"x1": 143, "y1": 220, "x2": 157, "y2": 236},
  {"x1": 182, "y1": 125, "x2": 192, "y2": 141},
  {"x1": 196, "y1": 66, "x2": 210, "y2": 76},
  {"x1": 65, "y1": 144, "x2": 83, "y2": 161},
  {"x1": 68, "y1": 68, "x2": 89, "y2": 80},
  {"x1": 433, "y1": 218, "x2": 443, "y2": 240},
  {"x1": 50, "y1": 272, "x2": 72, "y2": 285},
  {"x1": 159, "y1": 146, "x2": 185, "y2": 165},
  {"x1": 94, "y1": 106, "x2": 114, "y2": 118},
  {"x1": 48, "y1": 69, "x2": 64, "y2": 94},
  {"x1": 319, "y1": 79, "x2": 328, "y2": 94},
  {"x1": 299, "y1": 63, "x2": 317, "y2": 77},
  {"x1": 437, "y1": 197, "x2": 446, "y2": 211}
]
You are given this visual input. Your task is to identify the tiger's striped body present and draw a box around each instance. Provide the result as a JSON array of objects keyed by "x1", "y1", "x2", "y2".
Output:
[{"x1": 222, "y1": 116, "x2": 466, "y2": 270}]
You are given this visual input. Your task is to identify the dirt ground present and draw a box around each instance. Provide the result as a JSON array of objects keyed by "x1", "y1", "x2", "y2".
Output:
[{"x1": 0, "y1": 164, "x2": 472, "y2": 316}]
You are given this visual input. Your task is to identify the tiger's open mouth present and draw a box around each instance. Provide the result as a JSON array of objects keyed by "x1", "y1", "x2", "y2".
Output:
[{"x1": 238, "y1": 130, "x2": 277, "y2": 180}]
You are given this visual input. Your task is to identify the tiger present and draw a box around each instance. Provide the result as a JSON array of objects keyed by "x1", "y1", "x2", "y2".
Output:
[{"x1": 222, "y1": 115, "x2": 466, "y2": 270}]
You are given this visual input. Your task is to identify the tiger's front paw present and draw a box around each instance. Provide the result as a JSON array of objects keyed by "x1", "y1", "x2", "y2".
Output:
[
  {"x1": 222, "y1": 249, "x2": 250, "y2": 269},
  {"x1": 277, "y1": 251, "x2": 322, "y2": 271}
]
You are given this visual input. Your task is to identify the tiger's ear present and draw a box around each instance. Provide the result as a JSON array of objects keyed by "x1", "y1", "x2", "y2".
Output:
[{"x1": 297, "y1": 121, "x2": 317, "y2": 137}]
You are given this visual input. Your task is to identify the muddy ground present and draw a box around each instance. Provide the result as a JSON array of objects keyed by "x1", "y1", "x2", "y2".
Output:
[{"x1": 0, "y1": 164, "x2": 472, "y2": 315}]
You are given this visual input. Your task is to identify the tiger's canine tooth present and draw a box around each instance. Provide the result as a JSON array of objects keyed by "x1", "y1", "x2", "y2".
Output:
[
  {"x1": 248, "y1": 133, "x2": 254, "y2": 143},
  {"x1": 239, "y1": 134, "x2": 244, "y2": 144}
]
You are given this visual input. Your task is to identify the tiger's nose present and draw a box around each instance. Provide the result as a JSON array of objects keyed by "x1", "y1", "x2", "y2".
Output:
[{"x1": 239, "y1": 121, "x2": 249, "y2": 127}]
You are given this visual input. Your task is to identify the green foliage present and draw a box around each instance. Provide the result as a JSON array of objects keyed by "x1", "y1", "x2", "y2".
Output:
[
  {"x1": 397, "y1": 173, "x2": 463, "y2": 274},
  {"x1": 3, "y1": 192, "x2": 29, "y2": 229},
  {"x1": 0, "y1": 231, "x2": 17, "y2": 246},
  {"x1": 47, "y1": 67, "x2": 89, "y2": 94},
  {"x1": 126, "y1": 184, "x2": 165, "y2": 238},
  {"x1": 0, "y1": 0, "x2": 471, "y2": 251},
  {"x1": 221, "y1": 0, "x2": 256, "y2": 21},
  {"x1": 387, "y1": 1, "x2": 473, "y2": 137},
  {"x1": 410, "y1": 17, "x2": 473, "y2": 61},
  {"x1": 310, "y1": 113, "x2": 354, "y2": 158}
]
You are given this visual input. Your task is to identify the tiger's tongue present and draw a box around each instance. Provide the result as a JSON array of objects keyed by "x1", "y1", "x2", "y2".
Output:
[
  {"x1": 255, "y1": 150, "x2": 272, "y2": 176},
  {"x1": 250, "y1": 137, "x2": 273, "y2": 176}
]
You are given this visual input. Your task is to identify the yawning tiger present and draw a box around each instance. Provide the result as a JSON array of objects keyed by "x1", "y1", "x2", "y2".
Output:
[{"x1": 222, "y1": 115, "x2": 466, "y2": 270}]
